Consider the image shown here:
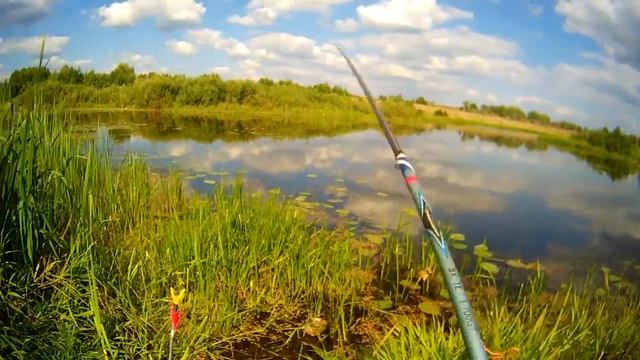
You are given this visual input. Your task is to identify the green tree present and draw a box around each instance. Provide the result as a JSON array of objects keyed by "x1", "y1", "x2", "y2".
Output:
[
  {"x1": 55, "y1": 65, "x2": 84, "y2": 84},
  {"x1": 110, "y1": 63, "x2": 136, "y2": 86},
  {"x1": 463, "y1": 100, "x2": 478, "y2": 112},
  {"x1": 527, "y1": 110, "x2": 551, "y2": 124},
  {"x1": 8, "y1": 67, "x2": 51, "y2": 97},
  {"x1": 415, "y1": 96, "x2": 427, "y2": 105}
]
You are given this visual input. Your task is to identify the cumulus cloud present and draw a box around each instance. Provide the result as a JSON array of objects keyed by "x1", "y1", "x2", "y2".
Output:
[
  {"x1": 0, "y1": 35, "x2": 69, "y2": 55},
  {"x1": 208, "y1": 66, "x2": 229, "y2": 74},
  {"x1": 228, "y1": 0, "x2": 349, "y2": 26},
  {"x1": 0, "y1": 0, "x2": 58, "y2": 26},
  {"x1": 186, "y1": 28, "x2": 251, "y2": 57},
  {"x1": 358, "y1": 27, "x2": 518, "y2": 58},
  {"x1": 335, "y1": 18, "x2": 359, "y2": 32},
  {"x1": 555, "y1": 0, "x2": 640, "y2": 70},
  {"x1": 96, "y1": 0, "x2": 205, "y2": 28},
  {"x1": 118, "y1": 53, "x2": 167, "y2": 73},
  {"x1": 47, "y1": 56, "x2": 92, "y2": 70},
  {"x1": 357, "y1": 0, "x2": 473, "y2": 31},
  {"x1": 166, "y1": 40, "x2": 198, "y2": 56}
]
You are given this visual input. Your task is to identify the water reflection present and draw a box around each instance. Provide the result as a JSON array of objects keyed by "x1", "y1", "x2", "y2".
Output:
[{"x1": 84, "y1": 112, "x2": 640, "y2": 271}]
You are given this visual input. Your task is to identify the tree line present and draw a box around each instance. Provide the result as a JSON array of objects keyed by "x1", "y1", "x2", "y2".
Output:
[{"x1": 1, "y1": 63, "x2": 637, "y2": 163}]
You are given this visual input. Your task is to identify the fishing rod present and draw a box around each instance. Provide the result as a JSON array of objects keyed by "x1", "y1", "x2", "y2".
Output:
[{"x1": 339, "y1": 49, "x2": 488, "y2": 359}]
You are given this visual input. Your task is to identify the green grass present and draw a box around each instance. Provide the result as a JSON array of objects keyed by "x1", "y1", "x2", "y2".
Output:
[{"x1": 1, "y1": 109, "x2": 639, "y2": 359}]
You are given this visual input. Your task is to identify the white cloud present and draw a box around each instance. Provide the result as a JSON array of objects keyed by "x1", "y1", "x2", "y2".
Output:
[
  {"x1": 166, "y1": 40, "x2": 198, "y2": 56},
  {"x1": 357, "y1": 0, "x2": 472, "y2": 31},
  {"x1": 96, "y1": 0, "x2": 205, "y2": 28},
  {"x1": 47, "y1": 56, "x2": 92, "y2": 70},
  {"x1": 527, "y1": 4, "x2": 544, "y2": 17},
  {"x1": 335, "y1": 18, "x2": 359, "y2": 32},
  {"x1": 555, "y1": 0, "x2": 640, "y2": 70},
  {"x1": 250, "y1": 33, "x2": 316, "y2": 58},
  {"x1": 186, "y1": 28, "x2": 250, "y2": 57},
  {"x1": 485, "y1": 93, "x2": 498, "y2": 103},
  {"x1": 118, "y1": 53, "x2": 167, "y2": 73},
  {"x1": 228, "y1": 0, "x2": 349, "y2": 26},
  {"x1": 358, "y1": 27, "x2": 518, "y2": 59},
  {"x1": 0, "y1": 0, "x2": 58, "y2": 26},
  {"x1": 208, "y1": 66, "x2": 229, "y2": 74},
  {"x1": 0, "y1": 35, "x2": 69, "y2": 55}
]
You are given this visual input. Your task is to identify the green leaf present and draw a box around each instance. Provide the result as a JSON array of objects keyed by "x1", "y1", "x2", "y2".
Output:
[
  {"x1": 306, "y1": 173, "x2": 318, "y2": 178},
  {"x1": 439, "y1": 288, "x2": 450, "y2": 299},
  {"x1": 371, "y1": 299, "x2": 393, "y2": 310},
  {"x1": 608, "y1": 274, "x2": 622, "y2": 283},
  {"x1": 601, "y1": 266, "x2": 611, "y2": 274},
  {"x1": 399, "y1": 279, "x2": 420, "y2": 290},
  {"x1": 594, "y1": 288, "x2": 607, "y2": 297},
  {"x1": 364, "y1": 233, "x2": 385, "y2": 245},
  {"x1": 450, "y1": 242, "x2": 467, "y2": 250},
  {"x1": 203, "y1": 179, "x2": 216, "y2": 185},
  {"x1": 419, "y1": 300, "x2": 441, "y2": 316},
  {"x1": 506, "y1": 259, "x2": 528, "y2": 269},
  {"x1": 480, "y1": 262, "x2": 500, "y2": 275},
  {"x1": 450, "y1": 233, "x2": 466, "y2": 241},
  {"x1": 335, "y1": 209, "x2": 350, "y2": 217},
  {"x1": 473, "y1": 244, "x2": 493, "y2": 258}
]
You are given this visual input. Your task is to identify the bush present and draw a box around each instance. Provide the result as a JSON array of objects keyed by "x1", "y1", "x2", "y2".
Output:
[
  {"x1": 8, "y1": 67, "x2": 51, "y2": 97},
  {"x1": 415, "y1": 96, "x2": 428, "y2": 105},
  {"x1": 434, "y1": 109, "x2": 448, "y2": 117}
]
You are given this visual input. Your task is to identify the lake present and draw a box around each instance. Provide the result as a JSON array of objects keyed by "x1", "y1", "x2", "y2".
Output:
[{"x1": 81, "y1": 111, "x2": 640, "y2": 278}]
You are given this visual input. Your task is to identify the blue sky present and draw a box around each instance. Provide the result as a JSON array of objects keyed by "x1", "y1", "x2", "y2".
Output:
[{"x1": 0, "y1": 0, "x2": 638, "y2": 133}]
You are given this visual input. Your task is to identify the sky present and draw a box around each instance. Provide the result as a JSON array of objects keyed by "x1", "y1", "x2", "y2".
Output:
[{"x1": 0, "y1": 0, "x2": 638, "y2": 133}]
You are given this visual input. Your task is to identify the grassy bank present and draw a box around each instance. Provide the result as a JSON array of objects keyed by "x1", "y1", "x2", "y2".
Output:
[{"x1": 1, "y1": 110, "x2": 639, "y2": 358}]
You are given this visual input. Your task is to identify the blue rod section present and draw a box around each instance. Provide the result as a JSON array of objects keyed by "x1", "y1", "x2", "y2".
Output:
[{"x1": 340, "y1": 49, "x2": 488, "y2": 359}]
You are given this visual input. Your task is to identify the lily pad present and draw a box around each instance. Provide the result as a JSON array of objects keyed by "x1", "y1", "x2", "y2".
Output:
[
  {"x1": 299, "y1": 192, "x2": 312, "y2": 196},
  {"x1": 303, "y1": 317, "x2": 328, "y2": 337},
  {"x1": 419, "y1": 299, "x2": 441, "y2": 316},
  {"x1": 307, "y1": 173, "x2": 318, "y2": 179},
  {"x1": 473, "y1": 244, "x2": 493, "y2": 258},
  {"x1": 322, "y1": 204, "x2": 334, "y2": 209},
  {"x1": 203, "y1": 179, "x2": 217, "y2": 185},
  {"x1": 506, "y1": 259, "x2": 528, "y2": 269},
  {"x1": 336, "y1": 209, "x2": 350, "y2": 217},
  {"x1": 450, "y1": 242, "x2": 467, "y2": 250},
  {"x1": 399, "y1": 279, "x2": 420, "y2": 290},
  {"x1": 594, "y1": 288, "x2": 607, "y2": 297},
  {"x1": 480, "y1": 261, "x2": 500, "y2": 275},
  {"x1": 439, "y1": 288, "x2": 450, "y2": 299},
  {"x1": 371, "y1": 299, "x2": 393, "y2": 310},
  {"x1": 327, "y1": 198, "x2": 343, "y2": 203},
  {"x1": 450, "y1": 233, "x2": 466, "y2": 241},
  {"x1": 364, "y1": 233, "x2": 385, "y2": 245},
  {"x1": 608, "y1": 274, "x2": 622, "y2": 283}
]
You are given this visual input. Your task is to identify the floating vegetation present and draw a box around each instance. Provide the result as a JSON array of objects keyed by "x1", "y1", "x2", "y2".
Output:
[
  {"x1": 336, "y1": 208, "x2": 350, "y2": 217},
  {"x1": 203, "y1": 179, "x2": 217, "y2": 185},
  {"x1": 307, "y1": 173, "x2": 318, "y2": 178}
]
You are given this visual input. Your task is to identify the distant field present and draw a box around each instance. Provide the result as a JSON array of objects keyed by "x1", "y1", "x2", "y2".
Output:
[{"x1": 414, "y1": 103, "x2": 575, "y2": 138}]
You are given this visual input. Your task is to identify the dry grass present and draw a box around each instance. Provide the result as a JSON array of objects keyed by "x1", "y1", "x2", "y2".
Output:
[{"x1": 414, "y1": 103, "x2": 575, "y2": 138}]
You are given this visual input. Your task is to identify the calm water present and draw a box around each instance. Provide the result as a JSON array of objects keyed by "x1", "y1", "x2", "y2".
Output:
[{"x1": 86, "y1": 112, "x2": 640, "y2": 274}]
